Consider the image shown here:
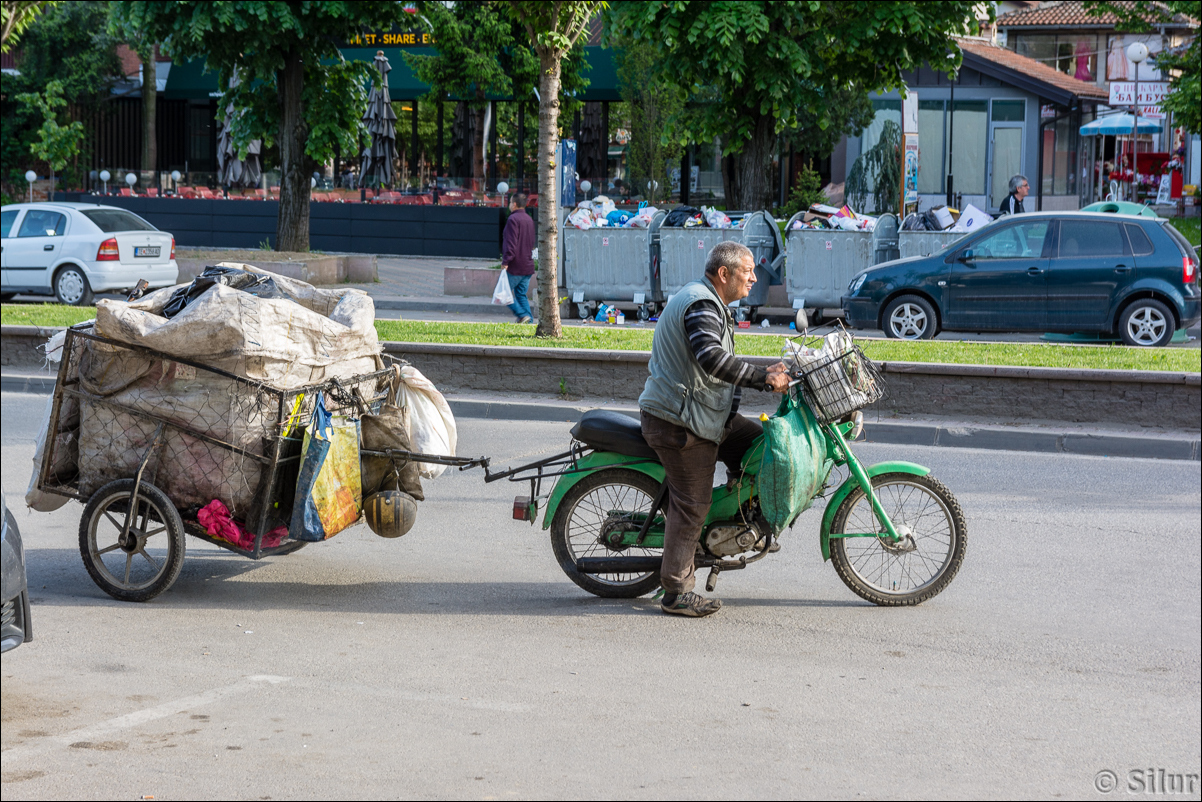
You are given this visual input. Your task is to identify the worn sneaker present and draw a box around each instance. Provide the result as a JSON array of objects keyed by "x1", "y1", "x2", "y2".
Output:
[
  {"x1": 660, "y1": 591, "x2": 722, "y2": 618},
  {"x1": 519, "y1": 315, "x2": 533, "y2": 324}
]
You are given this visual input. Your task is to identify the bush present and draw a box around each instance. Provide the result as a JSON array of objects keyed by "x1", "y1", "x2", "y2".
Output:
[{"x1": 773, "y1": 160, "x2": 828, "y2": 219}]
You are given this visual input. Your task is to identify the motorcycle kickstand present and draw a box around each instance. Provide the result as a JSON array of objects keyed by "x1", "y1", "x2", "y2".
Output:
[{"x1": 706, "y1": 566, "x2": 720, "y2": 593}]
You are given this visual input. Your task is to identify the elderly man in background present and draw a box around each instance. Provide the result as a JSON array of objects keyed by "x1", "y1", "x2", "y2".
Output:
[
  {"x1": 999, "y1": 174, "x2": 1029, "y2": 216},
  {"x1": 501, "y1": 193, "x2": 536, "y2": 324}
]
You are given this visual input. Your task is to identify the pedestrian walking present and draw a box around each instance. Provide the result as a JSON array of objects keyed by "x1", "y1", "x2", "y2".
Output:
[{"x1": 502, "y1": 193, "x2": 536, "y2": 324}]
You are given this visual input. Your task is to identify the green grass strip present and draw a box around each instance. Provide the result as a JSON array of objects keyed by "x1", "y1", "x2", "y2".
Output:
[{"x1": 3, "y1": 304, "x2": 1198, "y2": 373}]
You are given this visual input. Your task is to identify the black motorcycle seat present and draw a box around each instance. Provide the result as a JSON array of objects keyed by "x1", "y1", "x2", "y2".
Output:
[{"x1": 570, "y1": 409, "x2": 658, "y2": 460}]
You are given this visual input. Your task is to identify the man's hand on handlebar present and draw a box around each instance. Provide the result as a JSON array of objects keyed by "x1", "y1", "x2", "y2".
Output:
[{"x1": 765, "y1": 370, "x2": 790, "y2": 393}]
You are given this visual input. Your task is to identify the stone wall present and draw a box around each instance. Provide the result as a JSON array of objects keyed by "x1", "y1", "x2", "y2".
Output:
[{"x1": 4, "y1": 326, "x2": 1198, "y2": 430}]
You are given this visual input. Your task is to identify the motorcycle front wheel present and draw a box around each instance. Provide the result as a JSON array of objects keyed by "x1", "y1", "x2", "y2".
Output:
[
  {"x1": 550, "y1": 468, "x2": 663, "y2": 599},
  {"x1": 828, "y1": 472, "x2": 966, "y2": 606}
]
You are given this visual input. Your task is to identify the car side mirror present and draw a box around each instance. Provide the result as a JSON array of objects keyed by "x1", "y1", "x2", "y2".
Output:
[{"x1": 957, "y1": 249, "x2": 974, "y2": 264}]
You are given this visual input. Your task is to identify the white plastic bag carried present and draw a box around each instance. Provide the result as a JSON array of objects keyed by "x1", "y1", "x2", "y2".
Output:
[
  {"x1": 398, "y1": 366, "x2": 458, "y2": 479},
  {"x1": 492, "y1": 268, "x2": 515, "y2": 306}
]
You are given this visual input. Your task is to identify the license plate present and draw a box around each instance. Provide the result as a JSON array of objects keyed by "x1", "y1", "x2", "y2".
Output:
[{"x1": 134, "y1": 246, "x2": 160, "y2": 258}]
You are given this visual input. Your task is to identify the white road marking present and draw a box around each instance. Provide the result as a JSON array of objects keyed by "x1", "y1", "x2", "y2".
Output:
[{"x1": 1, "y1": 674, "x2": 290, "y2": 760}]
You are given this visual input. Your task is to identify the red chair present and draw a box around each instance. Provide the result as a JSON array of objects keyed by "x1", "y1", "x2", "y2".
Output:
[
  {"x1": 119, "y1": 187, "x2": 135, "y2": 197},
  {"x1": 146, "y1": 188, "x2": 159, "y2": 198}
]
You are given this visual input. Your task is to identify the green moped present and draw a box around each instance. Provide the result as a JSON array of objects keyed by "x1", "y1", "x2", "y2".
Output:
[{"x1": 485, "y1": 336, "x2": 966, "y2": 606}]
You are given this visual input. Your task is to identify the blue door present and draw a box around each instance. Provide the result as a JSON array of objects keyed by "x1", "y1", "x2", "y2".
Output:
[
  {"x1": 946, "y1": 219, "x2": 1052, "y2": 330},
  {"x1": 1048, "y1": 219, "x2": 1132, "y2": 331}
]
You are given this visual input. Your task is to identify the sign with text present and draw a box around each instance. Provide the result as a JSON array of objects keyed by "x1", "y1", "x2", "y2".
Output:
[
  {"x1": 902, "y1": 92, "x2": 918, "y2": 134},
  {"x1": 1109, "y1": 81, "x2": 1170, "y2": 119}
]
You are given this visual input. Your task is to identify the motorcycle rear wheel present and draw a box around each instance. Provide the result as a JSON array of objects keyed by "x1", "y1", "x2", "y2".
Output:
[
  {"x1": 829, "y1": 473, "x2": 966, "y2": 606},
  {"x1": 550, "y1": 468, "x2": 663, "y2": 599}
]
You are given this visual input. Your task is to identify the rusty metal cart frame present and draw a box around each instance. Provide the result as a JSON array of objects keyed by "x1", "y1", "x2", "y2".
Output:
[{"x1": 36, "y1": 323, "x2": 471, "y2": 602}]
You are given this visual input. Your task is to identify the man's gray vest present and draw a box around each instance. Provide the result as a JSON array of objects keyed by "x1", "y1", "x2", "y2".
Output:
[{"x1": 639, "y1": 278, "x2": 736, "y2": 443}]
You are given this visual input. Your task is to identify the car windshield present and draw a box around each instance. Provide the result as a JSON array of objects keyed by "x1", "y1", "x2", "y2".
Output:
[{"x1": 80, "y1": 208, "x2": 157, "y2": 233}]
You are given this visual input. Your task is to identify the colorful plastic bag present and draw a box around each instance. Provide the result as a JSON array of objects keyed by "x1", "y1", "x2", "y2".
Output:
[{"x1": 290, "y1": 394, "x2": 363, "y2": 542}]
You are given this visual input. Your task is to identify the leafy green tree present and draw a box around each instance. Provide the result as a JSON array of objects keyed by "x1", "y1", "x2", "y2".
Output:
[
  {"x1": 0, "y1": 0, "x2": 55, "y2": 52},
  {"x1": 117, "y1": 1, "x2": 407, "y2": 252},
  {"x1": 405, "y1": 1, "x2": 534, "y2": 183},
  {"x1": 1, "y1": 1, "x2": 119, "y2": 191},
  {"x1": 507, "y1": 0, "x2": 604, "y2": 338},
  {"x1": 107, "y1": 10, "x2": 158, "y2": 173},
  {"x1": 774, "y1": 159, "x2": 828, "y2": 218},
  {"x1": 613, "y1": 35, "x2": 684, "y2": 205},
  {"x1": 609, "y1": 1, "x2": 981, "y2": 210},
  {"x1": 1084, "y1": 0, "x2": 1201, "y2": 134},
  {"x1": 16, "y1": 79, "x2": 85, "y2": 200}
]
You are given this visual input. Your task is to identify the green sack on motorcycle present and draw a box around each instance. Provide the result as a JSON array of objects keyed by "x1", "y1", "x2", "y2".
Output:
[{"x1": 758, "y1": 393, "x2": 832, "y2": 535}]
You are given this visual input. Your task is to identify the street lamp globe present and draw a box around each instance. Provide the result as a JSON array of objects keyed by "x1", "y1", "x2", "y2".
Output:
[
  {"x1": 125, "y1": 172, "x2": 137, "y2": 186},
  {"x1": 171, "y1": 170, "x2": 181, "y2": 182},
  {"x1": 99, "y1": 170, "x2": 110, "y2": 183},
  {"x1": 497, "y1": 181, "x2": 509, "y2": 195},
  {"x1": 310, "y1": 177, "x2": 317, "y2": 189},
  {"x1": 579, "y1": 180, "x2": 591, "y2": 193},
  {"x1": 24, "y1": 170, "x2": 36, "y2": 183},
  {"x1": 1126, "y1": 41, "x2": 1149, "y2": 63}
]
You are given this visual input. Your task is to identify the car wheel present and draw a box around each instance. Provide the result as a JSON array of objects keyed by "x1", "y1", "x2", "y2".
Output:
[
  {"x1": 54, "y1": 265, "x2": 94, "y2": 306},
  {"x1": 882, "y1": 295, "x2": 937, "y2": 340},
  {"x1": 1118, "y1": 298, "x2": 1174, "y2": 347}
]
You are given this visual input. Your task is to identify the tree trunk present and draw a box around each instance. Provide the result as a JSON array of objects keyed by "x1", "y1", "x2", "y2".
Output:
[
  {"x1": 140, "y1": 47, "x2": 157, "y2": 173},
  {"x1": 276, "y1": 50, "x2": 310, "y2": 252},
  {"x1": 726, "y1": 114, "x2": 776, "y2": 211},
  {"x1": 535, "y1": 51, "x2": 563, "y2": 338}
]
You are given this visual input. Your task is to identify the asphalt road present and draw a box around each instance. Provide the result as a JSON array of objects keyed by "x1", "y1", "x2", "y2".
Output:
[{"x1": 2, "y1": 391, "x2": 1199, "y2": 799}]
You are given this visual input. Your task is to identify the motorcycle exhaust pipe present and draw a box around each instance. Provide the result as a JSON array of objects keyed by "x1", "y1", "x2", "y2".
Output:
[{"x1": 576, "y1": 556, "x2": 663, "y2": 574}]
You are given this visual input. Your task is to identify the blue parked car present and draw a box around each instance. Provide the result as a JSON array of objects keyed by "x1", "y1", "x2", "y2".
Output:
[{"x1": 841, "y1": 211, "x2": 1200, "y2": 347}]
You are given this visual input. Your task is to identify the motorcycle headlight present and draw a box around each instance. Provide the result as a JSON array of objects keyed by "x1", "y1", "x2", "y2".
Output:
[{"x1": 849, "y1": 273, "x2": 867, "y2": 294}]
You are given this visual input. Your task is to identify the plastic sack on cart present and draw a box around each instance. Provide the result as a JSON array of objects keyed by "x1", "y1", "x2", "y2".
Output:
[
  {"x1": 162, "y1": 265, "x2": 284, "y2": 319},
  {"x1": 492, "y1": 268, "x2": 515, "y2": 305},
  {"x1": 291, "y1": 394, "x2": 363, "y2": 542},
  {"x1": 398, "y1": 366, "x2": 457, "y2": 480},
  {"x1": 65, "y1": 264, "x2": 383, "y2": 515},
  {"x1": 757, "y1": 392, "x2": 833, "y2": 535},
  {"x1": 26, "y1": 394, "x2": 75, "y2": 512},
  {"x1": 360, "y1": 366, "x2": 425, "y2": 501}
]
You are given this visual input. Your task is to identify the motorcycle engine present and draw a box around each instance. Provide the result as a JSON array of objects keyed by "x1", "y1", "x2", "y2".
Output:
[{"x1": 703, "y1": 525, "x2": 760, "y2": 557}]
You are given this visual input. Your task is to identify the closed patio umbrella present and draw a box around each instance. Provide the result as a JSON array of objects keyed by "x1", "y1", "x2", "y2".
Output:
[
  {"x1": 217, "y1": 68, "x2": 263, "y2": 188},
  {"x1": 359, "y1": 51, "x2": 397, "y2": 189}
]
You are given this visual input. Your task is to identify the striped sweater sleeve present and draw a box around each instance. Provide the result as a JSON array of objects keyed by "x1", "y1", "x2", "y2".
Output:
[{"x1": 683, "y1": 299, "x2": 768, "y2": 388}]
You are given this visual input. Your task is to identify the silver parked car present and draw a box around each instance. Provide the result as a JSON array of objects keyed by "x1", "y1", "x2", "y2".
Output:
[
  {"x1": 1, "y1": 202, "x2": 179, "y2": 305},
  {"x1": 2, "y1": 494, "x2": 33, "y2": 653}
]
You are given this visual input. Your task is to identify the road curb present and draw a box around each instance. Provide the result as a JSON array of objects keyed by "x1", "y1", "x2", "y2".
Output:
[{"x1": 5, "y1": 372, "x2": 1195, "y2": 461}]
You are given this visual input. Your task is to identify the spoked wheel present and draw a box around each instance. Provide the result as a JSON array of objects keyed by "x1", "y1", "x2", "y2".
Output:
[
  {"x1": 550, "y1": 468, "x2": 663, "y2": 598},
  {"x1": 829, "y1": 473, "x2": 966, "y2": 606},
  {"x1": 79, "y1": 479, "x2": 186, "y2": 602}
]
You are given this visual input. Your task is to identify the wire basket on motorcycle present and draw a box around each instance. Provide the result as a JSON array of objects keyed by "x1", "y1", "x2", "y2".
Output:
[{"x1": 783, "y1": 325, "x2": 885, "y2": 424}]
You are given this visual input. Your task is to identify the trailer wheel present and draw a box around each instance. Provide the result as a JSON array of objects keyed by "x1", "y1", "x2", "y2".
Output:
[{"x1": 79, "y1": 479, "x2": 186, "y2": 602}]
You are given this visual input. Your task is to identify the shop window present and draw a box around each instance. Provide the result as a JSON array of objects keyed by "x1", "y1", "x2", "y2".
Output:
[
  {"x1": 950, "y1": 100, "x2": 987, "y2": 195},
  {"x1": 917, "y1": 100, "x2": 945, "y2": 194},
  {"x1": 992, "y1": 100, "x2": 1025, "y2": 122},
  {"x1": 1013, "y1": 34, "x2": 1099, "y2": 83}
]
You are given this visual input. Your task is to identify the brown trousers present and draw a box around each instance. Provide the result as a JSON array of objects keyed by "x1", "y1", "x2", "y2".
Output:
[{"x1": 640, "y1": 410, "x2": 763, "y2": 594}]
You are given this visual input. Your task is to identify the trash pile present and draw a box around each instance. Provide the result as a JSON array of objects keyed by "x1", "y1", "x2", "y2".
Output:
[
  {"x1": 567, "y1": 196, "x2": 660, "y2": 229},
  {"x1": 28, "y1": 262, "x2": 457, "y2": 546},
  {"x1": 788, "y1": 203, "x2": 880, "y2": 233},
  {"x1": 661, "y1": 205, "x2": 738, "y2": 228},
  {"x1": 901, "y1": 203, "x2": 994, "y2": 234}
]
